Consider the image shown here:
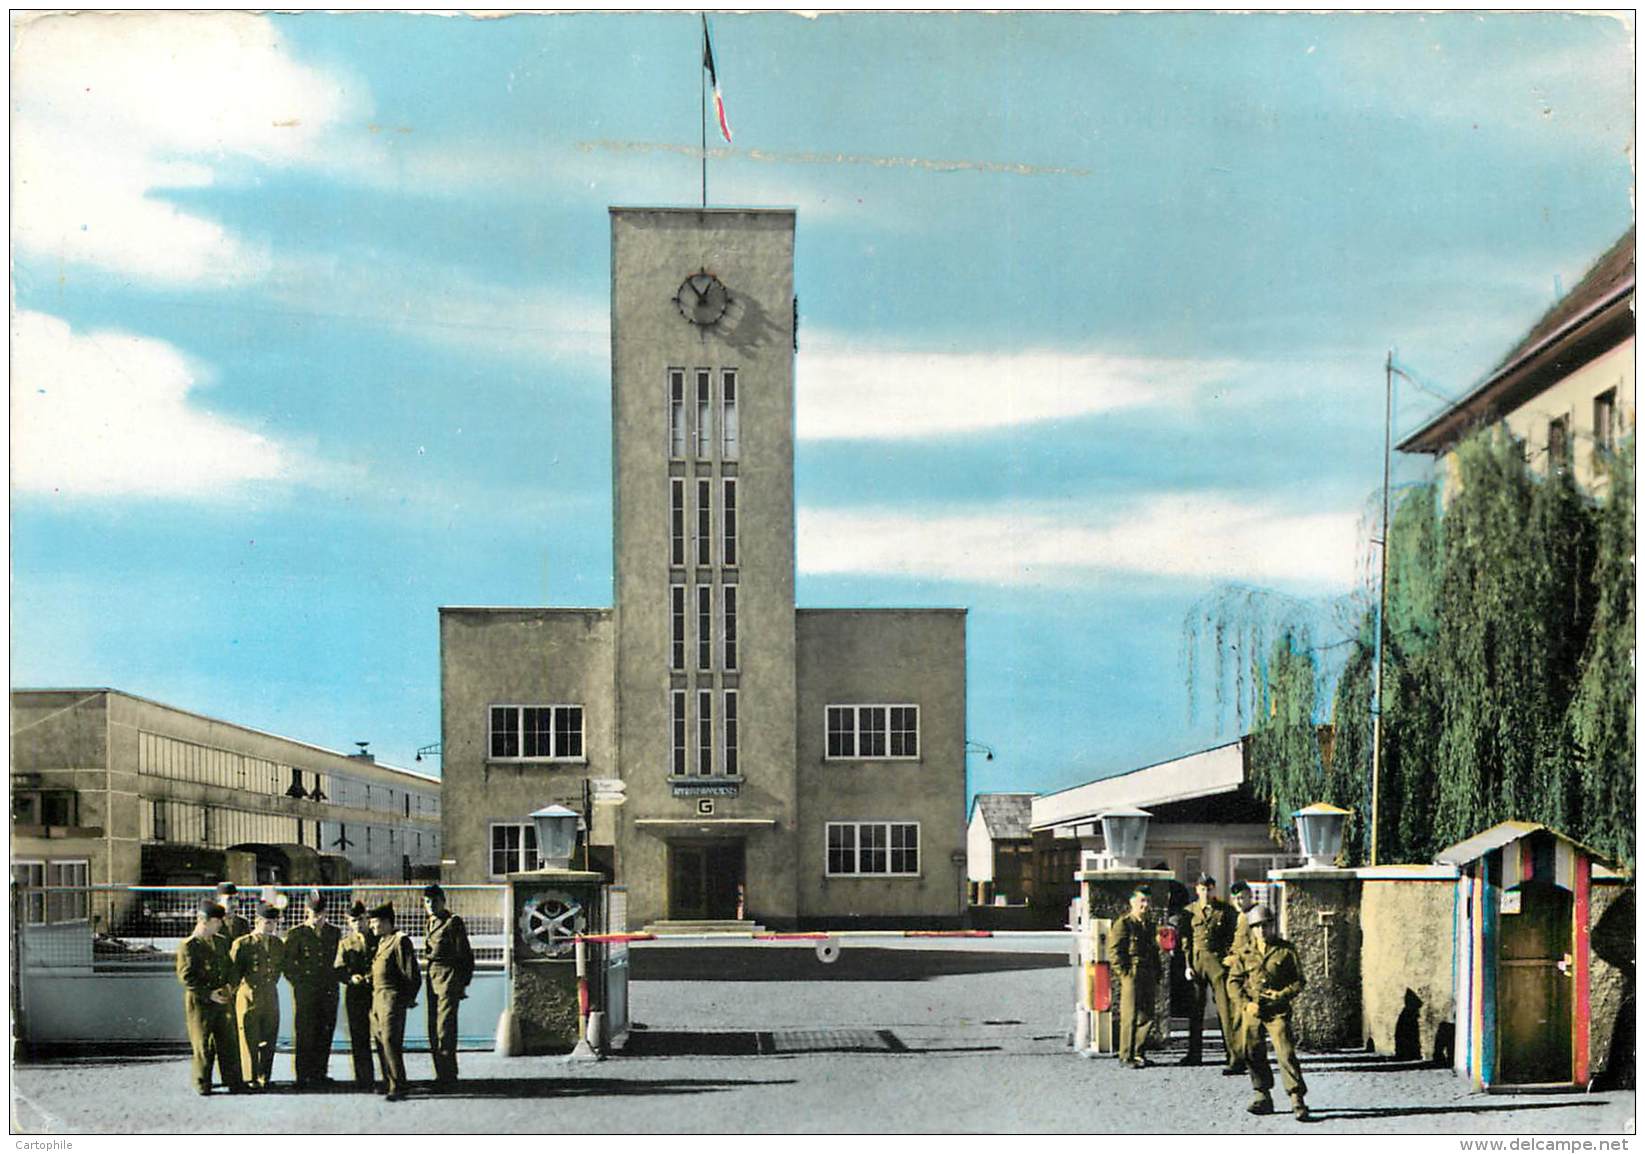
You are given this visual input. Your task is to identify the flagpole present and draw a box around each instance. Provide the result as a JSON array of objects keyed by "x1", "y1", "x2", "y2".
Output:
[{"x1": 700, "y1": 14, "x2": 708, "y2": 208}]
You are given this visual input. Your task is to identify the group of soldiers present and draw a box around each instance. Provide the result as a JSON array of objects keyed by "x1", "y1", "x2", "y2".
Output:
[
  {"x1": 1108, "y1": 875, "x2": 1311, "y2": 1121},
  {"x1": 175, "y1": 881, "x2": 474, "y2": 1101}
]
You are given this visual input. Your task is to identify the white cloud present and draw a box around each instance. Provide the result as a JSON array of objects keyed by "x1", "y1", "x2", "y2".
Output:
[
  {"x1": 798, "y1": 494, "x2": 1360, "y2": 590},
  {"x1": 797, "y1": 336, "x2": 1238, "y2": 439},
  {"x1": 11, "y1": 12, "x2": 360, "y2": 285},
  {"x1": 11, "y1": 310, "x2": 305, "y2": 498}
]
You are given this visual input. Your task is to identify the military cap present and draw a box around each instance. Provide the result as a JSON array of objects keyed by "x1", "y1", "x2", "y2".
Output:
[
  {"x1": 1229, "y1": 880, "x2": 1251, "y2": 895},
  {"x1": 256, "y1": 902, "x2": 280, "y2": 920},
  {"x1": 1195, "y1": 872, "x2": 1217, "y2": 887},
  {"x1": 215, "y1": 882, "x2": 238, "y2": 896},
  {"x1": 368, "y1": 902, "x2": 396, "y2": 920},
  {"x1": 1247, "y1": 903, "x2": 1274, "y2": 926},
  {"x1": 422, "y1": 883, "x2": 445, "y2": 900},
  {"x1": 1130, "y1": 884, "x2": 1152, "y2": 897},
  {"x1": 306, "y1": 891, "x2": 328, "y2": 912},
  {"x1": 198, "y1": 901, "x2": 228, "y2": 920},
  {"x1": 348, "y1": 900, "x2": 368, "y2": 918}
]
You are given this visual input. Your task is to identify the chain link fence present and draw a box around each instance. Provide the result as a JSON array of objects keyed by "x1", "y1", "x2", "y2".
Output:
[{"x1": 14, "y1": 884, "x2": 508, "y2": 970}]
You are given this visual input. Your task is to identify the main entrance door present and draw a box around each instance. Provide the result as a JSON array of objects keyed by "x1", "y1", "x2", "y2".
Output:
[
  {"x1": 1497, "y1": 880, "x2": 1573, "y2": 1085},
  {"x1": 668, "y1": 841, "x2": 745, "y2": 920}
]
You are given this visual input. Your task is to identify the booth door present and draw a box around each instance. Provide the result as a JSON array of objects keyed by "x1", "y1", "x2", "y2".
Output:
[
  {"x1": 668, "y1": 842, "x2": 745, "y2": 921},
  {"x1": 1497, "y1": 881, "x2": 1573, "y2": 1085}
]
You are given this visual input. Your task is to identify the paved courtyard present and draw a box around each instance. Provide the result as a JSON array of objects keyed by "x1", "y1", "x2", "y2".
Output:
[{"x1": 10, "y1": 939, "x2": 1634, "y2": 1134}]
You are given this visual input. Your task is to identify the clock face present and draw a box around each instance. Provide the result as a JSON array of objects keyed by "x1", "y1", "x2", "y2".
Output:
[{"x1": 675, "y1": 271, "x2": 729, "y2": 326}]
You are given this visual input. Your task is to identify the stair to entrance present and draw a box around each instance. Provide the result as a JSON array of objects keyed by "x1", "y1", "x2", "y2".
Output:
[{"x1": 641, "y1": 920, "x2": 766, "y2": 937}]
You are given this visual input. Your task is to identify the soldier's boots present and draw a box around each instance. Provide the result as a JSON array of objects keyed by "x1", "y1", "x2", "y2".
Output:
[
  {"x1": 1247, "y1": 1095, "x2": 1275, "y2": 1116},
  {"x1": 1291, "y1": 1098, "x2": 1312, "y2": 1122},
  {"x1": 1222, "y1": 1062, "x2": 1248, "y2": 1076},
  {"x1": 1178, "y1": 1052, "x2": 1201, "y2": 1066}
]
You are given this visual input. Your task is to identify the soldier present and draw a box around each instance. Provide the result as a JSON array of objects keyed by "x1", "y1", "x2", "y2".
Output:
[
  {"x1": 1220, "y1": 880, "x2": 1258, "y2": 1076},
  {"x1": 214, "y1": 882, "x2": 251, "y2": 943},
  {"x1": 1229, "y1": 904, "x2": 1310, "y2": 1121},
  {"x1": 229, "y1": 902, "x2": 286, "y2": 1090},
  {"x1": 368, "y1": 902, "x2": 420, "y2": 1102},
  {"x1": 334, "y1": 900, "x2": 379, "y2": 1089},
  {"x1": 1109, "y1": 884, "x2": 1162, "y2": 1069},
  {"x1": 284, "y1": 892, "x2": 342, "y2": 1088},
  {"x1": 421, "y1": 883, "x2": 474, "y2": 1085},
  {"x1": 1182, "y1": 872, "x2": 1240, "y2": 1070},
  {"x1": 176, "y1": 901, "x2": 245, "y2": 1095}
]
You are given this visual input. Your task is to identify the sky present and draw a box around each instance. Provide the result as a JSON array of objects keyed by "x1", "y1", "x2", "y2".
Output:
[{"x1": 9, "y1": 11, "x2": 1635, "y2": 800}]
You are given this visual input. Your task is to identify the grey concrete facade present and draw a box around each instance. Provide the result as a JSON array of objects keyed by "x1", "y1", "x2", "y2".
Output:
[{"x1": 438, "y1": 208, "x2": 967, "y2": 929}]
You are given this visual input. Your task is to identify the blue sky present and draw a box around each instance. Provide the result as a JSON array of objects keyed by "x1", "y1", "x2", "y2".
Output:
[{"x1": 10, "y1": 11, "x2": 1634, "y2": 798}]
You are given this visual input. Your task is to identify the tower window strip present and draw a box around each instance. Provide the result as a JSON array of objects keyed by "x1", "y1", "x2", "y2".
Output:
[
  {"x1": 697, "y1": 585, "x2": 713, "y2": 672},
  {"x1": 696, "y1": 479, "x2": 712, "y2": 567},
  {"x1": 668, "y1": 370, "x2": 686, "y2": 459},
  {"x1": 698, "y1": 689, "x2": 714, "y2": 776},
  {"x1": 724, "y1": 689, "x2": 739, "y2": 776},
  {"x1": 670, "y1": 584, "x2": 686, "y2": 671},
  {"x1": 722, "y1": 370, "x2": 739, "y2": 460},
  {"x1": 671, "y1": 478, "x2": 686, "y2": 566},
  {"x1": 723, "y1": 585, "x2": 738, "y2": 671},
  {"x1": 723, "y1": 478, "x2": 738, "y2": 567},
  {"x1": 671, "y1": 690, "x2": 687, "y2": 776},
  {"x1": 696, "y1": 369, "x2": 713, "y2": 458}
]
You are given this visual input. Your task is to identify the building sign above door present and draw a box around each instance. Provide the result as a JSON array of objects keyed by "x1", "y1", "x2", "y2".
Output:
[{"x1": 671, "y1": 781, "x2": 740, "y2": 798}]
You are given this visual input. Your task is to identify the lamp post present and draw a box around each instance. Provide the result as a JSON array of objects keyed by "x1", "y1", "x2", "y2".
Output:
[
  {"x1": 530, "y1": 804, "x2": 581, "y2": 870},
  {"x1": 1293, "y1": 802, "x2": 1350, "y2": 869},
  {"x1": 1097, "y1": 807, "x2": 1153, "y2": 868}
]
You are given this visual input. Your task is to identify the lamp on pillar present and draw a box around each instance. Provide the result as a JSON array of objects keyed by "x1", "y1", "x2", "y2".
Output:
[
  {"x1": 1293, "y1": 802, "x2": 1350, "y2": 869},
  {"x1": 1097, "y1": 807, "x2": 1152, "y2": 868},
  {"x1": 530, "y1": 804, "x2": 581, "y2": 870}
]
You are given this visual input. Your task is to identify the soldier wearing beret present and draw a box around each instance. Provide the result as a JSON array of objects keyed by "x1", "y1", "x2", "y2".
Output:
[
  {"x1": 368, "y1": 903, "x2": 420, "y2": 1101},
  {"x1": 1229, "y1": 904, "x2": 1310, "y2": 1121},
  {"x1": 176, "y1": 902, "x2": 245, "y2": 1095},
  {"x1": 421, "y1": 883, "x2": 474, "y2": 1085},
  {"x1": 1221, "y1": 881, "x2": 1258, "y2": 1075},
  {"x1": 1181, "y1": 873, "x2": 1240, "y2": 1070},
  {"x1": 334, "y1": 900, "x2": 379, "y2": 1089},
  {"x1": 229, "y1": 903, "x2": 286, "y2": 1089},
  {"x1": 284, "y1": 891, "x2": 342, "y2": 1088},
  {"x1": 1109, "y1": 884, "x2": 1162, "y2": 1069}
]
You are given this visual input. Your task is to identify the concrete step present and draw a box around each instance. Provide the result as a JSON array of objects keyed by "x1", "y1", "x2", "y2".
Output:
[{"x1": 641, "y1": 920, "x2": 767, "y2": 937}]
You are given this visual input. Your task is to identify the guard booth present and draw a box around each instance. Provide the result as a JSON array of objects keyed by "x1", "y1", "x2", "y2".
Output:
[{"x1": 1439, "y1": 821, "x2": 1621, "y2": 1091}]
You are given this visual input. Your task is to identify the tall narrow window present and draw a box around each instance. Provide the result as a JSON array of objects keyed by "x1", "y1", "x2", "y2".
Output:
[
  {"x1": 724, "y1": 689, "x2": 739, "y2": 775},
  {"x1": 670, "y1": 584, "x2": 686, "y2": 670},
  {"x1": 722, "y1": 370, "x2": 739, "y2": 460},
  {"x1": 696, "y1": 479, "x2": 712, "y2": 566},
  {"x1": 723, "y1": 478, "x2": 738, "y2": 566},
  {"x1": 1548, "y1": 415, "x2": 1571, "y2": 474},
  {"x1": 696, "y1": 370, "x2": 713, "y2": 457},
  {"x1": 698, "y1": 689, "x2": 714, "y2": 775},
  {"x1": 670, "y1": 479, "x2": 686, "y2": 566},
  {"x1": 697, "y1": 585, "x2": 713, "y2": 672},
  {"x1": 723, "y1": 585, "x2": 738, "y2": 671},
  {"x1": 668, "y1": 370, "x2": 686, "y2": 458},
  {"x1": 671, "y1": 691, "x2": 687, "y2": 776},
  {"x1": 1595, "y1": 388, "x2": 1617, "y2": 454}
]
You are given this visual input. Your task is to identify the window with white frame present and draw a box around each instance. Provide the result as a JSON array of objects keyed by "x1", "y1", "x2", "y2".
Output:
[
  {"x1": 671, "y1": 690, "x2": 687, "y2": 775},
  {"x1": 724, "y1": 689, "x2": 739, "y2": 775},
  {"x1": 826, "y1": 822, "x2": 919, "y2": 876},
  {"x1": 489, "y1": 705, "x2": 585, "y2": 761},
  {"x1": 668, "y1": 370, "x2": 686, "y2": 458},
  {"x1": 697, "y1": 585, "x2": 713, "y2": 672},
  {"x1": 11, "y1": 861, "x2": 44, "y2": 925},
  {"x1": 696, "y1": 479, "x2": 712, "y2": 566},
  {"x1": 723, "y1": 585, "x2": 738, "y2": 671},
  {"x1": 723, "y1": 478, "x2": 738, "y2": 566},
  {"x1": 825, "y1": 705, "x2": 920, "y2": 760},
  {"x1": 11, "y1": 860, "x2": 89, "y2": 924},
  {"x1": 698, "y1": 689, "x2": 714, "y2": 775},
  {"x1": 671, "y1": 478, "x2": 686, "y2": 566},
  {"x1": 722, "y1": 370, "x2": 739, "y2": 460},
  {"x1": 670, "y1": 584, "x2": 686, "y2": 670},
  {"x1": 696, "y1": 370, "x2": 713, "y2": 457},
  {"x1": 490, "y1": 822, "x2": 539, "y2": 877}
]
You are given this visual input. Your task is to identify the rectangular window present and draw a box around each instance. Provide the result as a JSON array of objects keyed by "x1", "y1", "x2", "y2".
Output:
[
  {"x1": 723, "y1": 585, "x2": 738, "y2": 671},
  {"x1": 671, "y1": 478, "x2": 686, "y2": 566},
  {"x1": 696, "y1": 369, "x2": 713, "y2": 457},
  {"x1": 825, "y1": 822, "x2": 920, "y2": 877},
  {"x1": 697, "y1": 479, "x2": 712, "y2": 567},
  {"x1": 698, "y1": 690, "x2": 714, "y2": 775},
  {"x1": 1548, "y1": 415, "x2": 1570, "y2": 474},
  {"x1": 671, "y1": 690, "x2": 688, "y2": 775},
  {"x1": 825, "y1": 705, "x2": 920, "y2": 761},
  {"x1": 723, "y1": 478, "x2": 738, "y2": 566},
  {"x1": 697, "y1": 585, "x2": 713, "y2": 672},
  {"x1": 670, "y1": 584, "x2": 686, "y2": 670},
  {"x1": 722, "y1": 371, "x2": 739, "y2": 460},
  {"x1": 724, "y1": 689, "x2": 739, "y2": 776},
  {"x1": 1595, "y1": 388, "x2": 1617, "y2": 454},
  {"x1": 489, "y1": 705, "x2": 586, "y2": 761},
  {"x1": 668, "y1": 370, "x2": 686, "y2": 458},
  {"x1": 490, "y1": 822, "x2": 539, "y2": 878}
]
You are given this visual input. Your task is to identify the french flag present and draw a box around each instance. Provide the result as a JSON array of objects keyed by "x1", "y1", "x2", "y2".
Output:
[{"x1": 703, "y1": 17, "x2": 732, "y2": 144}]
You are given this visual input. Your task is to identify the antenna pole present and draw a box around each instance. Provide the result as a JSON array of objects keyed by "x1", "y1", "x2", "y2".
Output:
[{"x1": 701, "y1": 16, "x2": 708, "y2": 208}]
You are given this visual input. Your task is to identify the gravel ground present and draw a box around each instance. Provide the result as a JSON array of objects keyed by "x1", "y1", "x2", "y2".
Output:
[{"x1": 10, "y1": 940, "x2": 1634, "y2": 1135}]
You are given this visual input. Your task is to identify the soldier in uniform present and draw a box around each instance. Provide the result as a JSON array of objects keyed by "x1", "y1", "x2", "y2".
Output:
[
  {"x1": 284, "y1": 892, "x2": 342, "y2": 1088},
  {"x1": 368, "y1": 902, "x2": 420, "y2": 1101},
  {"x1": 213, "y1": 882, "x2": 251, "y2": 1064},
  {"x1": 1229, "y1": 904, "x2": 1310, "y2": 1121},
  {"x1": 1109, "y1": 884, "x2": 1162, "y2": 1069},
  {"x1": 334, "y1": 900, "x2": 379, "y2": 1089},
  {"x1": 1182, "y1": 872, "x2": 1240, "y2": 1070},
  {"x1": 176, "y1": 901, "x2": 245, "y2": 1095},
  {"x1": 229, "y1": 902, "x2": 286, "y2": 1089},
  {"x1": 1220, "y1": 880, "x2": 1258, "y2": 1075},
  {"x1": 421, "y1": 883, "x2": 474, "y2": 1084}
]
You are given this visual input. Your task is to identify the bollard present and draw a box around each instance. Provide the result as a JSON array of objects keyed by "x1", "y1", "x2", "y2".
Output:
[{"x1": 565, "y1": 936, "x2": 600, "y2": 1062}]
